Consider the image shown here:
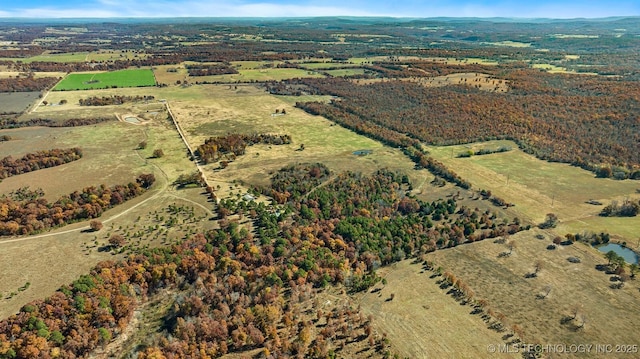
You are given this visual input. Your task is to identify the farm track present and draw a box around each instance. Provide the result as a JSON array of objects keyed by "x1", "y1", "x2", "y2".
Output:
[{"x1": 0, "y1": 117, "x2": 213, "y2": 245}]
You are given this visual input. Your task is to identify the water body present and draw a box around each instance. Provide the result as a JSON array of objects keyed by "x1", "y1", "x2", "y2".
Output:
[
  {"x1": 125, "y1": 116, "x2": 141, "y2": 124},
  {"x1": 353, "y1": 149, "x2": 373, "y2": 156},
  {"x1": 597, "y1": 243, "x2": 639, "y2": 264}
]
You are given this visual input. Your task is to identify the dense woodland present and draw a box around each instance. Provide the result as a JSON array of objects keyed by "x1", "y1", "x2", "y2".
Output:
[
  {"x1": 0, "y1": 148, "x2": 82, "y2": 179},
  {"x1": 0, "y1": 117, "x2": 112, "y2": 129},
  {"x1": 0, "y1": 166, "x2": 522, "y2": 358},
  {"x1": 0, "y1": 76, "x2": 59, "y2": 93},
  {"x1": 185, "y1": 63, "x2": 238, "y2": 76},
  {"x1": 0, "y1": 174, "x2": 154, "y2": 236},
  {"x1": 294, "y1": 67, "x2": 640, "y2": 178}
]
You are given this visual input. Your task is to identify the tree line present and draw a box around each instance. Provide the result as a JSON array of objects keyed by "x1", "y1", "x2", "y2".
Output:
[
  {"x1": 78, "y1": 95, "x2": 155, "y2": 106},
  {"x1": 0, "y1": 174, "x2": 154, "y2": 236},
  {"x1": 0, "y1": 148, "x2": 82, "y2": 180},
  {"x1": 294, "y1": 68, "x2": 640, "y2": 178},
  {"x1": 0, "y1": 117, "x2": 112, "y2": 129}
]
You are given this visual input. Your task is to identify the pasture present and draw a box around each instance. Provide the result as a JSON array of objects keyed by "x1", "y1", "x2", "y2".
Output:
[
  {"x1": 426, "y1": 228, "x2": 640, "y2": 358},
  {"x1": 186, "y1": 67, "x2": 324, "y2": 83},
  {"x1": 0, "y1": 50, "x2": 146, "y2": 63},
  {"x1": 427, "y1": 140, "x2": 640, "y2": 241},
  {"x1": 354, "y1": 72, "x2": 509, "y2": 92},
  {"x1": 358, "y1": 260, "x2": 519, "y2": 359},
  {"x1": 0, "y1": 101, "x2": 211, "y2": 319},
  {"x1": 166, "y1": 84, "x2": 420, "y2": 198},
  {"x1": 53, "y1": 69, "x2": 156, "y2": 91}
]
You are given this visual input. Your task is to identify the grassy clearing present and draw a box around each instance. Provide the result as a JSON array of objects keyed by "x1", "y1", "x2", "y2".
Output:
[
  {"x1": 53, "y1": 69, "x2": 156, "y2": 91},
  {"x1": 0, "y1": 103, "x2": 210, "y2": 319},
  {"x1": 188, "y1": 68, "x2": 324, "y2": 83},
  {"x1": 38, "y1": 86, "x2": 166, "y2": 112},
  {"x1": 0, "y1": 71, "x2": 66, "y2": 79},
  {"x1": 168, "y1": 84, "x2": 417, "y2": 198},
  {"x1": 532, "y1": 63, "x2": 569, "y2": 73},
  {"x1": 297, "y1": 62, "x2": 361, "y2": 70},
  {"x1": 323, "y1": 68, "x2": 366, "y2": 77},
  {"x1": 427, "y1": 140, "x2": 640, "y2": 240},
  {"x1": 426, "y1": 228, "x2": 640, "y2": 358},
  {"x1": 153, "y1": 64, "x2": 188, "y2": 85},
  {"x1": 0, "y1": 51, "x2": 145, "y2": 63},
  {"x1": 355, "y1": 72, "x2": 509, "y2": 93},
  {"x1": 358, "y1": 260, "x2": 519, "y2": 359}
]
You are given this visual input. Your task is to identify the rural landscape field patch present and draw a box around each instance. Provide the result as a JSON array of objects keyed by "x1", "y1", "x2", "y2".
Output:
[{"x1": 53, "y1": 69, "x2": 156, "y2": 90}]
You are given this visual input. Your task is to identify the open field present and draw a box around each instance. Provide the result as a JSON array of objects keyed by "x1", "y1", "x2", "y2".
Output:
[
  {"x1": 0, "y1": 50, "x2": 146, "y2": 63},
  {"x1": 426, "y1": 228, "x2": 640, "y2": 358},
  {"x1": 0, "y1": 103, "x2": 213, "y2": 318},
  {"x1": 298, "y1": 62, "x2": 362, "y2": 70},
  {"x1": 53, "y1": 69, "x2": 156, "y2": 91},
  {"x1": 153, "y1": 64, "x2": 189, "y2": 85},
  {"x1": 0, "y1": 71, "x2": 67, "y2": 79},
  {"x1": 167, "y1": 84, "x2": 420, "y2": 196},
  {"x1": 427, "y1": 140, "x2": 640, "y2": 240},
  {"x1": 323, "y1": 68, "x2": 367, "y2": 77},
  {"x1": 355, "y1": 72, "x2": 509, "y2": 92},
  {"x1": 187, "y1": 68, "x2": 325, "y2": 83},
  {"x1": 0, "y1": 92, "x2": 40, "y2": 113},
  {"x1": 349, "y1": 56, "x2": 500, "y2": 66},
  {"x1": 358, "y1": 260, "x2": 519, "y2": 359},
  {"x1": 35, "y1": 86, "x2": 166, "y2": 113}
]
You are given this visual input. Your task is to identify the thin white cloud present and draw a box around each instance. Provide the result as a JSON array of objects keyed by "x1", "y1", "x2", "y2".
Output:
[
  {"x1": 1, "y1": 0, "x2": 638, "y2": 18},
  {"x1": 2, "y1": 0, "x2": 380, "y2": 18}
]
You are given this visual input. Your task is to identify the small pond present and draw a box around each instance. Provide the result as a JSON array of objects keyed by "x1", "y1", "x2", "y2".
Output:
[
  {"x1": 597, "y1": 243, "x2": 639, "y2": 264},
  {"x1": 353, "y1": 149, "x2": 373, "y2": 156},
  {"x1": 124, "y1": 116, "x2": 141, "y2": 124}
]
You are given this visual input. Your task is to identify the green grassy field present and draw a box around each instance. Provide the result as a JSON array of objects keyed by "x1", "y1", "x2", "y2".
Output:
[
  {"x1": 53, "y1": 69, "x2": 156, "y2": 91},
  {"x1": 428, "y1": 140, "x2": 640, "y2": 240},
  {"x1": 190, "y1": 68, "x2": 324, "y2": 83},
  {"x1": 298, "y1": 62, "x2": 361, "y2": 70},
  {"x1": 0, "y1": 52, "x2": 88, "y2": 63},
  {"x1": 323, "y1": 68, "x2": 366, "y2": 77}
]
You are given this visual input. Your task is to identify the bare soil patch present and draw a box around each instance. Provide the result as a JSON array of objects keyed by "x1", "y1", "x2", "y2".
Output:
[{"x1": 0, "y1": 92, "x2": 41, "y2": 113}]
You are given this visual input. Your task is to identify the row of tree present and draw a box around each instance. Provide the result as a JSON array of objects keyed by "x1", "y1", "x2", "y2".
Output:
[
  {"x1": 0, "y1": 148, "x2": 82, "y2": 179},
  {"x1": 78, "y1": 95, "x2": 155, "y2": 106},
  {"x1": 0, "y1": 76, "x2": 59, "y2": 92},
  {"x1": 294, "y1": 65, "x2": 640, "y2": 177},
  {"x1": 0, "y1": 174, "x2": 154, "y2": 236},
  {"x1": 0, "y1": 117, "x2": 112, "y2": 129}
]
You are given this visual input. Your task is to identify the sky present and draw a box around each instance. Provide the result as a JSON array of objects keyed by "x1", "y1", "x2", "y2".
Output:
[{"x1": 0, "y1": 0, "x2": 639, "y2": 19}]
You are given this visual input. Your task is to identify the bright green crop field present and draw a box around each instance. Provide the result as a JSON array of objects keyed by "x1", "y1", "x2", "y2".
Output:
[{"x1": 53, "y1": 69, "x2": 156, "y2": 91}]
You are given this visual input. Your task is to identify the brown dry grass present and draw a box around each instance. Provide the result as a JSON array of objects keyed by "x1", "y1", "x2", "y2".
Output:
[
  {"x1": 427, "y1": 140, "x2": 640, "y2": 241},
  {"x1": 354, "y1": 72, "x2": 509, "y2": 92},
  {"x1": 0, "y1": 100, "x2": 213, "y2": 319},
  {"x1": 358, "y1": 260, "x2": 520, "y2": 359},
  {"x1": 168, "y1": 84, "x2": 418, "y2": 199},
  {"x1": 426, "y1": 228, "x2": 640, "y2": 358}
]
